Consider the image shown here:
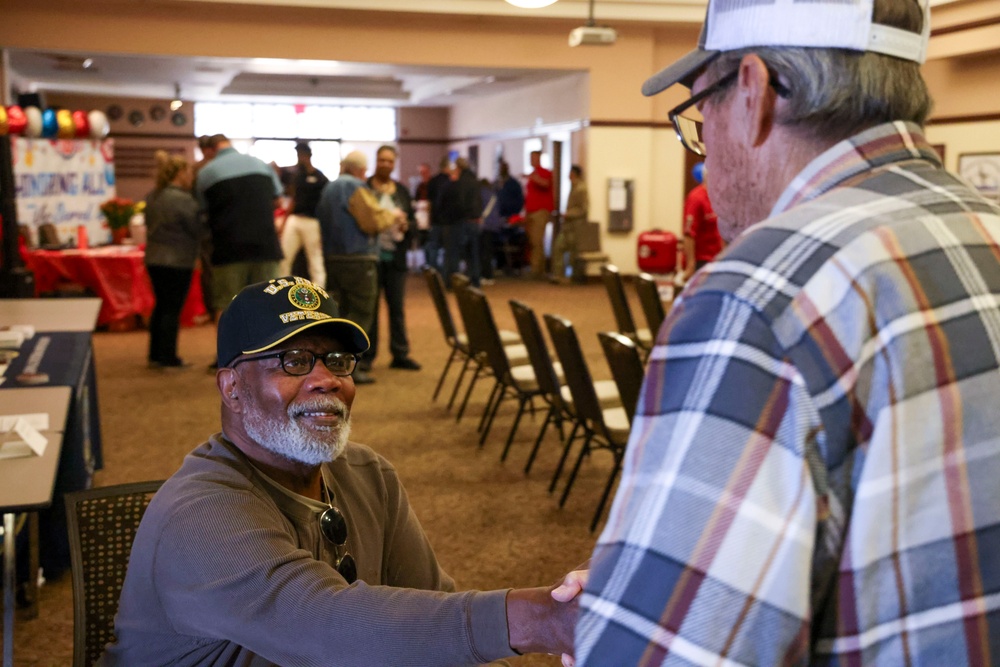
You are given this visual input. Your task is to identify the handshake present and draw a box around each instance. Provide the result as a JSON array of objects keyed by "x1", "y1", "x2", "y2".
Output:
[{"x1": 507, "y1": 568, "x2": 588, "y2": 666}]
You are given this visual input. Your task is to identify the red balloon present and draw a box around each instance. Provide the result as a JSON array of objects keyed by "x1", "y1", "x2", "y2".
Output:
[
  {"x1": 72, "y1": 110, "x2": 90, "y2": 138},
  {"x1": 6, "y1": 106, "x2": 26, "y2": 135}
]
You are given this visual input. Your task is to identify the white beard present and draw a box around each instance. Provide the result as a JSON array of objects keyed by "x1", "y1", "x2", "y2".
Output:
[{"x1": 242, "y1": 394, "x2": 352, "y2": 465}]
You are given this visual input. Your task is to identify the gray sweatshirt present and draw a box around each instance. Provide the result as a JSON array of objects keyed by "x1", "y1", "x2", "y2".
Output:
[{"x1": 100, "y1": 434, "x2": 513, "y2": 666}]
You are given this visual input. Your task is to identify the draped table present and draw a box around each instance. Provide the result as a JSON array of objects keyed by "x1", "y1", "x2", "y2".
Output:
[{"x1": 25, "y1": 247, "x2": 207, "y2": 328}]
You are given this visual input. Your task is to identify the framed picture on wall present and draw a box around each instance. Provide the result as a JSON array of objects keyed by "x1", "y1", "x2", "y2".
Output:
[{"x1": 958, "y1": 153, "x2": 1000, "y2": 203}]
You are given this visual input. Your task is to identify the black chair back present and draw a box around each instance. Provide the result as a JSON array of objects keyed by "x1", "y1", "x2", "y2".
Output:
[
  {"x1": 423, "y1": 266, "x2": 460, "y2": 345},
  {"x1": 66, "y1": 480, "x2": 164, "y2": 667},
  {"x1": 510, "y1": 300, "x2": 564, "y2": 409},
  {"x1": 635, "y1": 272, "x2": 666, "y2": 337},
  {"x1": 598, "y1": 332, "x2": 646, "y2": 424},
  {"x1": 544, "y1": 314, "x2": 604, "y2": 431},
  {"x1": 600, "y1": 264, "x2": 640, "y2": 340}
]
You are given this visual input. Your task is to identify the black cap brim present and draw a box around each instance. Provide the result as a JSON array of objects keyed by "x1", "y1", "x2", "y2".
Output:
[
  {"x1": 642, "y1": 48, "x2": 721, "y2": 96},
  {"x1": 240, "y1": 317, "x2": 369, "y2": 357}
]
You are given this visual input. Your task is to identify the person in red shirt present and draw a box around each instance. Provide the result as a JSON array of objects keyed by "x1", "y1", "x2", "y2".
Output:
[
  {"x1": 524, "y1": 150, "x2": 554, "y2": 278},
  {"x1": 682, "y1": 162, "x2": 723, "y2": 281}
]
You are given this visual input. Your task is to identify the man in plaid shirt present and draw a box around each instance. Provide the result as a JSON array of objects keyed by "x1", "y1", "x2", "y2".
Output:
[{"x1": 575, "y1": 0, "x2": 1000, "y2": 664}]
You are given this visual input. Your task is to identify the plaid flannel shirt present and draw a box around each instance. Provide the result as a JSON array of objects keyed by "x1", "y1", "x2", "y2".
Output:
[{"x1": 577, "y1": 122, "x2": 1000, "y2": 666}]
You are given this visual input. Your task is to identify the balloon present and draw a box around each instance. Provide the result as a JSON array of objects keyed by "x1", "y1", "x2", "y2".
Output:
[
  {"x1": 691, "y1": 161, "x2": 705, "y2": 185},
  {"x1": 0, "y1": 106, "x2": 7, "y2": 136},
  {"x1": 24, "y1": 106, "x2": 43, "y2": 137},
  {"x1": 6, "y1": 106, "x2": 27, "y2": 135},
  {"x1": 87, "y1": 110, "x2": 109, "y2": 139},
  {"x1": 41, "y1": 108, "x2": 59, "y2": 138},
  {"x1": 72, "y1": 110, "x2": 90, "y2": 138},
  {"x1": 56, "y1": 109, "x2": 75, "y2": 138}
]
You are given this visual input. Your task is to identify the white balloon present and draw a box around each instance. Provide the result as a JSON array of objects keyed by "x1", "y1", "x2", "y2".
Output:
[
  {"x1": 24, "y1": 106, "x2": 43, "y2": 138},
  {"x1": 87, "y1": 109, "x2": 109, "y2": 139}
]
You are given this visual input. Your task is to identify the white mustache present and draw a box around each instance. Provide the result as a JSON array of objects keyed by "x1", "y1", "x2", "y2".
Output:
[{"x1": 289, "y1": 397, "x2": 348, "y2": 420}]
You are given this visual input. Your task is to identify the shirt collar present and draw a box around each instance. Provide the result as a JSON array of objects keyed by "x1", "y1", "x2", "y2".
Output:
[{"x1": 771, "y1": 121, "x2": 941, "y2": 217}]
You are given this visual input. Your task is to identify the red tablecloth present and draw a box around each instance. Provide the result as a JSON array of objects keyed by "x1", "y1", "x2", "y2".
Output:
[{"x1": 25, "y1": 247, "x2": 206, "y2": 328}]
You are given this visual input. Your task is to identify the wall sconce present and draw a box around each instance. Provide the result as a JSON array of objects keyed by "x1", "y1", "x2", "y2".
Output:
[{"x1": 170, "y1": 83, "x2": 183, "y2": 111}]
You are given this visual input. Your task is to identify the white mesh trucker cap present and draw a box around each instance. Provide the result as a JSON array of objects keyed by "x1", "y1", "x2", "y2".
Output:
[{"x1": 642, "y1": 0, "x2": 930, "y2": 96}]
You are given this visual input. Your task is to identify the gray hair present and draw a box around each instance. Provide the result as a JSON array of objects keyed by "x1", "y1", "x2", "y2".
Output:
[
  {"x1": 341, "y1": 150, "x2": 367, "y2": 173},
  {"x1": 708, "y1": 0, "x2": 931, "y2": 142}
]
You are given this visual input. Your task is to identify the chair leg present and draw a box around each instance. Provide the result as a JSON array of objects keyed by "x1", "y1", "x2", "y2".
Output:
[
  {"x1": 500, "y1": 395, "x2": 530, "y2": 462},
  {"x1": 479, "y1": 382, "x2": 505, "y2": 446},
  {"x1": 456, "y1": 363, "x2": 483, "y2": 422},
  {"x1": 559, "y1": 433, "x2": 594, "y2": 508},
  {"x1": 525, "y1": 405, "x2": 557, "y2": 475},
  {"x1": 549, "y1": 421, "x2": 582, "y2": 493},
  {"x1": 432, "y1": 348, "x2": 458, "y2": 401},
  {"x1": 447, "y1": 356, "x2": 473, "y2": 410},
  {"x1": 478, "y1": 382, "x2": 503, "y2": 434},
  {"x1": 590, "y1": 449, "x2": 624, "y2": 533}
]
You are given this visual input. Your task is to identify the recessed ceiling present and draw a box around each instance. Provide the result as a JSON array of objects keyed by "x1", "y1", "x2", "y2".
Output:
[{"x1": 7, "y1": 50, "x2": 582, "y2": 107}]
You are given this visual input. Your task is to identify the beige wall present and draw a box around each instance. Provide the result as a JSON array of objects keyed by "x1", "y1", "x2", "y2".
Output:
[{"x1": 925, "y1": 119, "x2": 1000, "y2": 173}]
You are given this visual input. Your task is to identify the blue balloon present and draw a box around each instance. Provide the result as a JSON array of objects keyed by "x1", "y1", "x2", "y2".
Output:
[
  {"x1": 41, "y1": 108, "x2": 59, "y2": 138},
  {"x1": 691, "y1": 161, "x2": 705, "y2": 185}
]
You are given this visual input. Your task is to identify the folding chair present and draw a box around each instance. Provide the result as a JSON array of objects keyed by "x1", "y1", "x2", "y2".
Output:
[
  {"x1": 509, "y1": 300, "x2": 619, "y2": 475},
  {"x1": 598, "y1": 332, "x2": 646, "y2": 424},
  {"x1": 65, "y1": 481, "x2": 164, "y2": 667},
  {"x1": 544, "y1": 314, "x2": 630, "y2": 532},
  {"x1": 600, "y1": 264, "x2": 652, "y2": 354},
  {"x1": 422, "y1": 266, "x2": 472, "y2": 406},
  {"x1": 635, "y1": 272, "x2": 667, "y2": 340}
]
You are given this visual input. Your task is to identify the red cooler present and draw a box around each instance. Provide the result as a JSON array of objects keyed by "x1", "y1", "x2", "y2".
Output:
[{"x1": 637, "y1": 229, "x2": 677, "y2": 274}]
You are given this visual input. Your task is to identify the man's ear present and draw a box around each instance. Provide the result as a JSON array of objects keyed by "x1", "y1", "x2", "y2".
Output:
[
  {"x1": 217, "y1": 368, "x2": 242, "y2": 413},
  {"x1": 737, "y1": 53, "x2": 778, "y2": 148}
]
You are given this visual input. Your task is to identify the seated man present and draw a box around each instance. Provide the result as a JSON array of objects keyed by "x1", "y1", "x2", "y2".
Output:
[{"x1": 101, "y1": 275, "x2": 579, "y2": 666}]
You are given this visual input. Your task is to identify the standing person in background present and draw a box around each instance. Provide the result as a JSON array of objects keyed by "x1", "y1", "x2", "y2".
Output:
[
  {"x1": 195, "y1": 134, "x2": 284, "y2": 366},
  {"x1": 577, "y1": 0, "x2": 1000, "y2": 663},
  {"x1": 316, "y1": 150, "x2": 407, "y2": 385},
  {"x1": 524, "y1": 149, "x2": 553, "y2": 278},
  {"x1": 423, "y1": 156, "x2": 452, "y2": 273},
  {"x1": 479, "y1": 177, "x2": 501, "y2": 286},
  {"x1": 412, "y1": 162, "x2": 433, "y2": 255},
  {"x1": 443, "y1": 157, "x2": 483, "y2": 287},
  {"x1": 278, "y1": 142, "x2": 329, "y2": 288},
  {"x1": 681, "y1": 161, "x2": 722, "y2": 281},
  {"x1": 145, "y1": 151, "x2": 204, "y2": 370},
  {"x1": 365, "y1": 145, "x2": 421, "y2": 372},
  {"x1": 550, "y1": 164, "x2": 588, "y2": 284},
  {"x1": 192, "y1": 134, "x2": 222, "y2": 322},
  {"x1": 495, "y1": 160, "x2": 526, "y2": 275}
]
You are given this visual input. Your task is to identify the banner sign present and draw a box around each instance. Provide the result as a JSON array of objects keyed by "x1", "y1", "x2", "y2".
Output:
[{"x1": 13, "y1": 138, "x2": 116, "y2": 245}]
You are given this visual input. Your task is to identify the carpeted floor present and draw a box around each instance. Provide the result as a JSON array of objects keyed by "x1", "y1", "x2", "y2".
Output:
[{"x1": 5, "y1": 273, "x2": 644, "y2": 666}]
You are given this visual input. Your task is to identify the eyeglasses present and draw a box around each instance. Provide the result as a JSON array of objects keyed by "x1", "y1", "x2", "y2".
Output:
[
  {"x1": 231, "y1": 349, "x2": 358, "y2": 377},
  {"x1": 319, "y1": 487, "x2": 357, "y2": 584},
  {"x1": 668, "y1": 69, "x2": 791, "y2": 157}
]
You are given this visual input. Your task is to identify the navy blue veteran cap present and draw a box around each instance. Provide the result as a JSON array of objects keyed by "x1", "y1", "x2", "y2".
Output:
[{"x1": 217, "y1": 276, "x2": 370, "y2": 368}]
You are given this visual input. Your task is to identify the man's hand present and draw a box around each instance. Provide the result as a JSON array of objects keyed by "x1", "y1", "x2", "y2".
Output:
[
  {"x1": 506, "y1": 568, "x2": 588, "y2": 657},
  {"x1": 394, "y1": 209, "x2": 408, "y2": 230}
]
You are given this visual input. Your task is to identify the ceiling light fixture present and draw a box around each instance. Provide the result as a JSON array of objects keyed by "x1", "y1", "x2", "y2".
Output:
[
  {"x1": 505, "y1": 0, "x2": 558, "y2": 8},
  {"x1": 170, "y1": 83, "x2": 182, "y2": 111}
]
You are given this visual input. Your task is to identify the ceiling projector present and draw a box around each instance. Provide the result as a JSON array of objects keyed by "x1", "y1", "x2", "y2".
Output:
[{"x1": 568, "y1": 25, "x2": 617, "y2": 47}]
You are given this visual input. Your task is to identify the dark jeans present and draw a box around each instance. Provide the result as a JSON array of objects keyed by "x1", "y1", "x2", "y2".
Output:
[
  {"x1": 147, "y1": 264, "x2": 193, "y2": 364},
  {"x1": 424, "y1": 226, "x2": 444, "y2": 272},
  {"x1": 480, "y1": 229, "x2": 500, "y2": 279},
  {"x1": 444, "y1": 221, "x2": 481, "y2": 287},
  {"x1": 365, "y1": 260, "x2": 411, "y2": 364},
  {"x1": 325, "y1": 254, "x2": 379, "y2": 334}
]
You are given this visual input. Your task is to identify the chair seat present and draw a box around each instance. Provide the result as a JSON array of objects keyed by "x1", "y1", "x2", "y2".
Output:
[
  {"x1": 602, "y1": 405, "x2": 631, "y2": 442},
  {"x1": 561, "y1": 379, "x2": 620, "y2": 411},
  {"x1": 500, "y1": 329, "x2": 521, "y2": 345},
  {"x1": 632, "y1": 328, "x2": 653, "y2": 347},
  {"x1": 510, "y1": 361, "x2": 564, "y2": 391},
  {"x1": 504, "y1": 343, "x2": 529, "y2": 367}
]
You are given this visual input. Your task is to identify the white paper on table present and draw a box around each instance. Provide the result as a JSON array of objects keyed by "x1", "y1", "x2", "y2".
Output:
[
  {"x1": 0, "y1": 331, "x2": 25, "y2": 348},
  {"x1": 0, "y1": 413, "x2": 49, "y2": 431},
  {"x1": 3, "y1": 324, "x2": 36, "y2": 339},
  {"x1": 0, "y1": 417, "x2": 48, "y2": 459}
]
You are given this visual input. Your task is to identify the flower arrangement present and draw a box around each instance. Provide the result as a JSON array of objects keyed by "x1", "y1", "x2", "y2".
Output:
[{"x1": 99, "y1": 197, "x2": 145, "y2": 230}]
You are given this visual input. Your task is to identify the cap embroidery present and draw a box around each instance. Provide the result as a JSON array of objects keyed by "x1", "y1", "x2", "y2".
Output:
[{"x1": 288, "y1": 284, "x2": 322, "y2": 311}]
